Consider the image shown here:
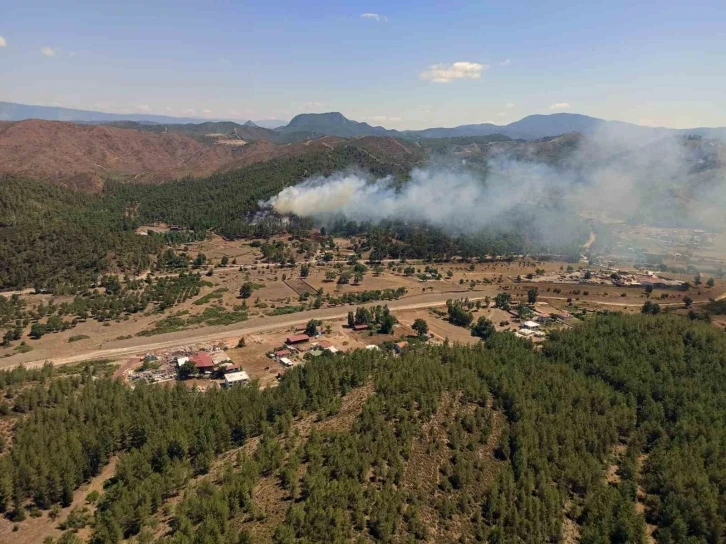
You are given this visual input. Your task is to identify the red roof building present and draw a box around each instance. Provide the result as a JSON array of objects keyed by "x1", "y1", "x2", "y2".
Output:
[
  {"x1": 285, "y1": 334, "x2": 310, "y2": 344},
  {"x1": 274, "y1": 349, "x2": 291, "y2": 358},
  {"x1": 352, "y1": 324, "x2": 370, "y2": 331},
  {"x1": 190, "y1": 352, "x2": 214, "y2": 369},
  {"x1": 316, "y1": 340, "x2": 333, "y2": 349}
]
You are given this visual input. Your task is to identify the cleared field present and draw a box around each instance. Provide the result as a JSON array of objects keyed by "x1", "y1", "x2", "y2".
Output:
[{"x1": 284, "y1": 278, "x2": 317, "y2": 296}]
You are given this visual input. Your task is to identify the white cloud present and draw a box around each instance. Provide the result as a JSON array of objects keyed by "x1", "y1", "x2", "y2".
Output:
[
  {"x1": 202, "y1": 109, "x2": 213, "y2": 114},
  {"x1": 505, "y1": 102, "x2": 515, "y2": 108},
  {"x1": 419, "y1": 61, "x2": 488, "y2": 83},
  {"x1": 549, "y1": 102, "x2": 571, "y2": 110},
  {"x1": 182, "y1": 109, "x2": 196, "y2": 115},
  {"x1": 136, "y1": 105, "x2": 151, "y2": 112},
  {"x1": 361, "y1": 12, "x2": 387, "y2": 22},
  {"x1": 41, "y1": 46, "x2": 56, "y2": 57},
  {"x1": 69, "y1": 51, "x2": 76, "y2": 58},
  {"x1": 497, "y1": 112, "x2": 507, "y2": 117},
  {"x1": 500, "y1": 58, "x2": 511, "y2": 66},
  {"x1": 0, "y1": 37, "x2": 7, "y2": 47}
]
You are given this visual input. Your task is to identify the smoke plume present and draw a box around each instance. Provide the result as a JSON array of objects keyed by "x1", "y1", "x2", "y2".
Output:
[{"x1": 263, "y1": 124, "x2": 726, "y2": 244}]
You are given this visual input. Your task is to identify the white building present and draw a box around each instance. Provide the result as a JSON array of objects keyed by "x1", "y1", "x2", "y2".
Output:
[
  {"x1": 223, "y1": 371, "x2": 250, "y2": 387},
  {"x1": 175, "y1": 356, "x2": 189, "y2": 369},
  {"x1": 279, "y1": 357, "x2": 294, "y2": 367},
  {"x1": 520, "y1": 320, "x2": 541, "y2": 330}
]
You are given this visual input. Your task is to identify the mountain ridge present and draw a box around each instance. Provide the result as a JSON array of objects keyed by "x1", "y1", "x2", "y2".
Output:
[{"x1": 0, "y1": 101, "x2": 286, "y2": 129}]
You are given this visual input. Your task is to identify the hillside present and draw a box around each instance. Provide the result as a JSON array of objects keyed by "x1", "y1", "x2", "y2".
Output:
[
  {"x1": 0, "y1": 120, "x2": 248, "y2": 191},
  {"x1": 2, "y1": 314, "x2": 726, "y2": 542},
  {"x1": 98, "y1": 120, "x2": 280, "y2": 142},
  {"x1": 0, "y1": 120, "x2": 425, "y2": 192}
]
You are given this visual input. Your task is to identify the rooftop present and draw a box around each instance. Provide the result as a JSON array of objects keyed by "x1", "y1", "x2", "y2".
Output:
[{"x1": 190, "y1": 352, "x2": 214, "y2": 368}]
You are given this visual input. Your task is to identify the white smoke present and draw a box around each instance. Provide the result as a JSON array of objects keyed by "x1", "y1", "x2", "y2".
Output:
[
  {"x1": 265, "y1": 163, "x2": 568, "y2": 233},
  {"x1": 263, "y1": 123, "x2": 726, "y2": 240}
]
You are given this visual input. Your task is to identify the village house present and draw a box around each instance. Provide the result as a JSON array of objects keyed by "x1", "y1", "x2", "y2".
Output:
[
  {"x1": 223, "y1": 371, "x2": 250, "y2": 387},
  {"x1": 190, "y1": 352, "x2": 215, "y2": 374},
  {"x1": 285, "y1": 334, "x2": 310, "y2": 345},
  {"x1": 520, "y1": 320, "x2": 541, "y2": 331}
]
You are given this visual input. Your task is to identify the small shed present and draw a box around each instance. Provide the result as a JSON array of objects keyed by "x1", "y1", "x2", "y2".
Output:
[
  {"x1": 224, "y1": 371, "x2": 250, "y2": 387},
  {"x1": 352, "y1": 324, "x2": 370, "y2": 331},
  {"x1": 274, "y1": 349, "x2": 291, "y2": 359},
  {"x1": 316, "y1": 340, "x2": 333, "y2": 349},
  {"x1": 279, "y1": 357, "x2": 294, "y2": 367},
  {"x1": 175, "y1": 356, "x2": 189, "y2": 368}
]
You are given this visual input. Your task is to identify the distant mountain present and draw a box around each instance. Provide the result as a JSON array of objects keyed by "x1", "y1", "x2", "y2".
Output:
[
  {"x1": 277, "y1": 112, "x2": 403, "y2": 138},
  {"x1": 274, "y1": 111, "x2": 726, "y2": 141},
  {"x1": 0, "y1": 101, "x2": 283, "y2": 129},
  {"x1": 3, "y1": 101, "x2": 725, "y2": 141}
]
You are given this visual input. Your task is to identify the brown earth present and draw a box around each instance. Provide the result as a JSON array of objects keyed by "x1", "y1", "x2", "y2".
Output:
[
  {"x1": 0, "y1": 120, "x2": 245, "y2": 191},
  {"x1": 0, "y1": 121, "x2": 422, "y2": 191}
]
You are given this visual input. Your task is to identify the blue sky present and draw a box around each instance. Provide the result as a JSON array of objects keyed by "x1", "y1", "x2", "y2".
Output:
[{"x1": 1, "y1": 0, "x2": 724, "y2": 129}]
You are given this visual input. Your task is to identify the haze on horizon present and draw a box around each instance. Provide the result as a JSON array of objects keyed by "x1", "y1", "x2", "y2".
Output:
[{"x1": 1, "y1": 0, "x2": 724, "y2": 130}]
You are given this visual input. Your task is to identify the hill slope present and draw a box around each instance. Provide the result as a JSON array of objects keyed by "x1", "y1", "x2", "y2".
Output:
[{"x1": 0, "y1": 120, "x2": 245, "y2": 191}]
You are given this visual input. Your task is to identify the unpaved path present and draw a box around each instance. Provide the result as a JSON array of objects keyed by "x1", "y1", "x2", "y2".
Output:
[{"x1": 2, "y1": 290, "x2": 491, "y2": 370}]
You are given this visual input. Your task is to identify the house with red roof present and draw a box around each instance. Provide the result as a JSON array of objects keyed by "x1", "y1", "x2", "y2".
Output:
[{"x1": 190, "y1": 352, "x2": 215, "y2": 373}]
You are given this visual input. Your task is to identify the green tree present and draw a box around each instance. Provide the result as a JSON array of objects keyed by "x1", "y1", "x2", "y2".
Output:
[
  {"x1": 412, "y1": 318, "x2": 429, "y2": 338},
  {"x1": 29, "y1": 323, "x2": 46, "y2": 339},
  {"x1": 495, "y1": 293, "x2": 512, "y2": 311},
  {"x1": 239, "y1": 282, "x2": 253, "y2": 299},
  {"x1": 304, "y1": 319, "x2": 318, "y2": 337},
  {"x1": 471, "y1": 316, "x2": 495, "y2": 340},
  {"x1": 527, "y1": 288, "x2": 538, "y2": 304}
]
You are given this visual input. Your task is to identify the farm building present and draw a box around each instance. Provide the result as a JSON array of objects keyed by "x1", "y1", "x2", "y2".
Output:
[
  {"x1": 190, "y1": 352, "x2": 215, "y2": 373},
  {"x1": 352, "y1": 324, "x2": 370, "y2": 331},
  {"x1": 274, "y1": 349, "x2": 291, "y2": 359},
  {"x1": 285, "y1": 334, "x2": 310, "y2": 345},
  {"x1": 520, "y1": 321, "x2": 541, "y2": 330},
  {"x1": 279, "y1": 357, "x2": 294, "y2": 367},
  {"x1": 223, "y1": 371, "x2": 250, "y2": 387},
  {"x1": 175, "y1": 356, "x2": 189, "y2": 369}
]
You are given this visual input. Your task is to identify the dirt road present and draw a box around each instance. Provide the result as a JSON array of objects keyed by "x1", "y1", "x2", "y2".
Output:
[{"x1": 3, "y1": 290, "x2": 489, "y2": 370}]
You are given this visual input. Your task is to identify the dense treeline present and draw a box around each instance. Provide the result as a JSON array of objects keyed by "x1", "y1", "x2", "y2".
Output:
[
  {"x1": 0, "y1": 175, "x2": 164, "y2": 292},
  {"x1": 16, "y1": 316, "x2": 726, "y2": 541},
  {"x1": 545, "y1": 315, "x2": 726, "y2": 543},
  {"x1": 0, "y1": 147, "x2": 408, "y2": 292},
  {"x1": 103, "y1": 146, "x2": 411, "y2": 239}
]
